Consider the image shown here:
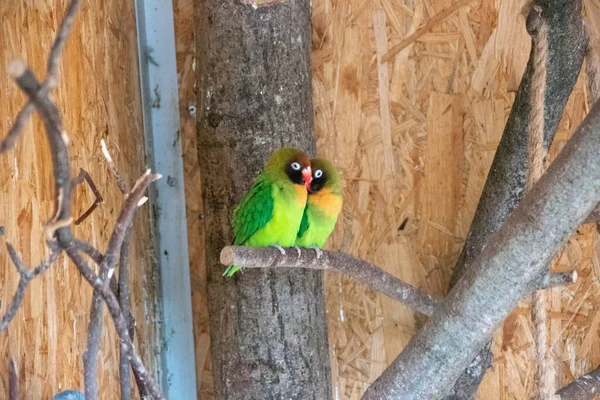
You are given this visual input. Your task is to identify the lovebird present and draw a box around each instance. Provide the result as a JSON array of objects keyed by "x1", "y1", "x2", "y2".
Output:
[
  {"x1": 296, "y1": 158, "x2": 343, "y2": 254},
  {"x1": 223, "y1": 147, "x2": 313, "y2": 276}
]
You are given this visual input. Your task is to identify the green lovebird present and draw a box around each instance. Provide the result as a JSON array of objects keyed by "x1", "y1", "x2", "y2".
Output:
[
  {"x1": 223, "y1": 147, "x2": 313, "y2": 277},
  {"x1": 296, "y1": 158, "x2": 343, "y2": 253}
]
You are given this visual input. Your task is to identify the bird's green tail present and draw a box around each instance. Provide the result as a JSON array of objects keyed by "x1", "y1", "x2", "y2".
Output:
[{"x1": 223, "y1": 265, "x2": 242, "y2": 277}]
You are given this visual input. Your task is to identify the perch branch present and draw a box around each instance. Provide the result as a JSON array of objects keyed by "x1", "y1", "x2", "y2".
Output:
[
  {"x1": 66, "y1": 247, "x2": 164, "y2": 400},
  {"x1": 556, "y1": 366, "x2": 600, "y2": 400},
  {"x1": 0, "y1": 243, "x2": 61, "y2": 332},
  {"x1": 220, "y1": 246, "x2": 439, "y2": 316},
  {"x1": 444, "y1": 1, "x2": 585, "y2": 398},
  {"x1": 361, "y1": 98, "x2": 600, "y2": 399}
]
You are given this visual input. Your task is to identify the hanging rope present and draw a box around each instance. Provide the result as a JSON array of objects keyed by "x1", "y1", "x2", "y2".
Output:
[
  {"x1": 586, "y1": 23, "x2": 600, "y2": 105},
  {"x1": 526, "y1": 6, "x2": 555, "y2": 400}
]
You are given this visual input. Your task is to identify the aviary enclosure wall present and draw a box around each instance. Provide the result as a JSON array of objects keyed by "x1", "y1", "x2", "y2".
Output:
[
  {"x1": 2, "y1": 0, "x2": 599, "y2": 399},
  {"x1": 179, "y1": 0, "x2": 600, "y2": 399}
]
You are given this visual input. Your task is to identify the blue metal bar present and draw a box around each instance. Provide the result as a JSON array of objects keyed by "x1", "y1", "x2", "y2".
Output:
[{"x1": 134, "y1": 1, "x2": 198, "y2": 398}]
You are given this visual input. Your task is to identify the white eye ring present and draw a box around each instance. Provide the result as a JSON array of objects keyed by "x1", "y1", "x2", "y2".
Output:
[
  {"x1": 291, "y1": 162, "x2": 301, "y2": 170},
  {"x1": 314, "y1": 169, "x2": 323, "y2": 178}
]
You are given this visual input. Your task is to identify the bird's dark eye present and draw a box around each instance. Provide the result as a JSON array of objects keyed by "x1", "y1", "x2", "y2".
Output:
[
  {"x1": 291, "y1": 162, "x2": 301, "y2": 170},
  {"x1": 314, "y1": 169, "x2": 323, "y2": 178}
]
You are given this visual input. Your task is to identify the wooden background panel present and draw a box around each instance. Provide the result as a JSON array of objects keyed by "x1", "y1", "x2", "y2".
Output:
[{"x1": 0, "y1": 1, "x2": 157, "y2": 398}]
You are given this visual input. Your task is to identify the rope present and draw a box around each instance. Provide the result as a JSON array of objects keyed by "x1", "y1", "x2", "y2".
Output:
[
  {"x1": 586, "y1": 23, "x2": 600, "y2": 105},
  {"x1": 526, "y1": 7, "x2": 556, "y2": 400}
]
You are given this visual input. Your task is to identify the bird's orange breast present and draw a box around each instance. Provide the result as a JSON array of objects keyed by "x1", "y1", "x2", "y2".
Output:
[{"x1": 308, "y1": 188, "x2": 342, "y2": 217}]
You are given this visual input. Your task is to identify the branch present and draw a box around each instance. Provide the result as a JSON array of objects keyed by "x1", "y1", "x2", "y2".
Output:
[
  {"x1": 9, "y1": 358, "x2": 18, "y2": 400},
  {"x1": 0, "y1": 243, "x2": 61, "y2": 332},
  {"x1": 72, "y1": 169, "x2": 104, "y2": 225},
  {"x1": 220, "y1": 246, "x2": 439, "y2": 316},
  {"x1": 361, "y1": 98, "x2": 600, "y2": 399},
  {"x1": 444, "y1": 1, "x2": 585, "y2": 397},
  {"x1": 556, "y1": 366, "x2": 600, "y2": 399},
  {"x1": 66, "y1": 247, "x2": 164, "y2": 400},
  {"x1": 83, "y1": 170, "x2": 159, "y2": 400}
]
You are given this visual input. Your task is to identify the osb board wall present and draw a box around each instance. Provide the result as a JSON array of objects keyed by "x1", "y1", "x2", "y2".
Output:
[
  {"x1": 0, "y1": 2, "x2": 158, "y2": 398},
  {"x1": 177, "y1": 1, "x2": 600, "y2": 399}
]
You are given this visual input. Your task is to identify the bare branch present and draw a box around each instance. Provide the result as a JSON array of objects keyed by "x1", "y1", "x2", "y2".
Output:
[
  {"x1": 9, "y1": 358, "x2": 18, "y2": 400},
  {"x1": 84, "y1": 170, "x2": 159, "y2": 400},
  {"x1": 362, "y1": 98, "x2": 600, "y2": 399},
  {"x1": 72, "y1": 169, "x2": 104, "y2": 225},
  {"x1": 71, "y1": 239, "x2": 104, "y2": 266},
  {"x1": 220, "y1": 246, "x2": 439, "y2": 316},
  {"x1": 0, "y1": 104, "x2": 35, "y2": 154},
  {"x1": 535, "y1": 271, "x2": 578, "y2": 291},
  {"x1": 0, "y1": 243, "x2": 61, "y2": 332},
  {"x1": 119, "y1": 223, "x2": 134, "y2": 400},
  {"x1": 101, "y1": 139, "x2": 130, "y2": 195},
  {"x1": 556, "y1": 366, "x2": 600, "y2": 400},
  {"x1": 66, "y1": 247, "x2": 164, "y2": 400},
  {"x1": 46, "y1": 0, "x2": 82, "y2": 82}
]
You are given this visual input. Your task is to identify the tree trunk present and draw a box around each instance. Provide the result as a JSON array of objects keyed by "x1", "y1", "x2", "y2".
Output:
[{"x1": 195, "y1": 1, "x2": 332, "y2": 399}]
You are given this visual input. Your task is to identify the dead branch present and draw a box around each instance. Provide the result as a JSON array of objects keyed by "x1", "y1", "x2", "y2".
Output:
[
  {"x1": 556, "y1": 366, "x2": 600, "y2": 399},
  {"x1": 72, "y1": 168, "x2": 104, "y2": 225},
  {"x1": 8, "y1": 358, "x2": 18, "y2": 400},
  {"x1": 83, "y1": 170, "x2": 159, "y2": 399},
  {"x1": 221, "y1": 246, "x2": 439, "y2": 316},
  {"x1": 66, "y1": 247, "x2": 164, "y2": 400},
  {"x1": 0, "y1": 243, "x2": 61, "y2": 332},
  {"x1": 536, "y1": 271, "x2": 578, "y2": 290},
  {"x1": 361, "y1": 98, "x2": 600, "y2": 399}
]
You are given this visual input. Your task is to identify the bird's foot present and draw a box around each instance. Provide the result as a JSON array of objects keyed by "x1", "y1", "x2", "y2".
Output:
[
  {"x1": 292, "y1": 245, "x2": 302, "y2": 257},
  {"x1": 310, "y1": 245, "x2": 323, "y2": 260},
  {"x1": 274, "y1": 245, "x2": 286, "y2": 255}
]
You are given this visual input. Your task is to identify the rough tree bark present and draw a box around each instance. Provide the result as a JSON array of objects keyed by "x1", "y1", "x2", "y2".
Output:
[
  {"x1": 195, "y1": 1, "x2": 331, "y2": 399},
  {"x1": 443, "y1": 1, "x2": 585, "y2": 397},
  {"x1": 362, "y1": 98, "x2": 600, "y2": 399}
]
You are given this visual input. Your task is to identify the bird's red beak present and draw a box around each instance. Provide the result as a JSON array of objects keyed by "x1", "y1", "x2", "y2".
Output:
[{"x1": 302, "y1": 166, "x2": 312, "y2": 190}]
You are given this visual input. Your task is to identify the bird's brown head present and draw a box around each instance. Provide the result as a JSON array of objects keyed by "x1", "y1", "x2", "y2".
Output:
[{"x1": 265, "y1": 147, "x2": 312, "y2": 189}]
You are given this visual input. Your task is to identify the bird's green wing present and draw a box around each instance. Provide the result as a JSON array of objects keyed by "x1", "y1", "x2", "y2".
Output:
[
  {"x1": 297, "y1": 207, "x2": 310, "y2": 239},
  {"x1": 231, "y1": 175, "x2": 275, "y2": 246}
]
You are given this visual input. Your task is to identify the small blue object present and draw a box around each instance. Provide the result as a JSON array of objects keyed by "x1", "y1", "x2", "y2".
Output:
[{"x1": 52, "y1": 390, "x2": 85, "y2": 400}]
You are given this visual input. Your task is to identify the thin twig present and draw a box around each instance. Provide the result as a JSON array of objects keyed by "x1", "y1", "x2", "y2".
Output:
[
  {"x1": 536, "y1": 271, "x2": 578, "y2": 291},
  {"x1": 72, "y1": 168, "x2": 104, "y2": 225},
  {"x1": 9, "y1": 358, "x2": 18, "y2": 400},
  {"x1": 220, "y1": 246, "x2": 439, "y2": 316},
  {"x1": 0, "y1": 243, "x2": 61, "y2": 332},
  {"x1": 66, "y1": 247, "x2": 164, "y2": 400}
]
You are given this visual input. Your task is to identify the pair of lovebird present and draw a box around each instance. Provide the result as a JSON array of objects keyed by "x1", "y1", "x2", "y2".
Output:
[{"x1": 223, "y1": 147, "x2": 343, "y2": 276}]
